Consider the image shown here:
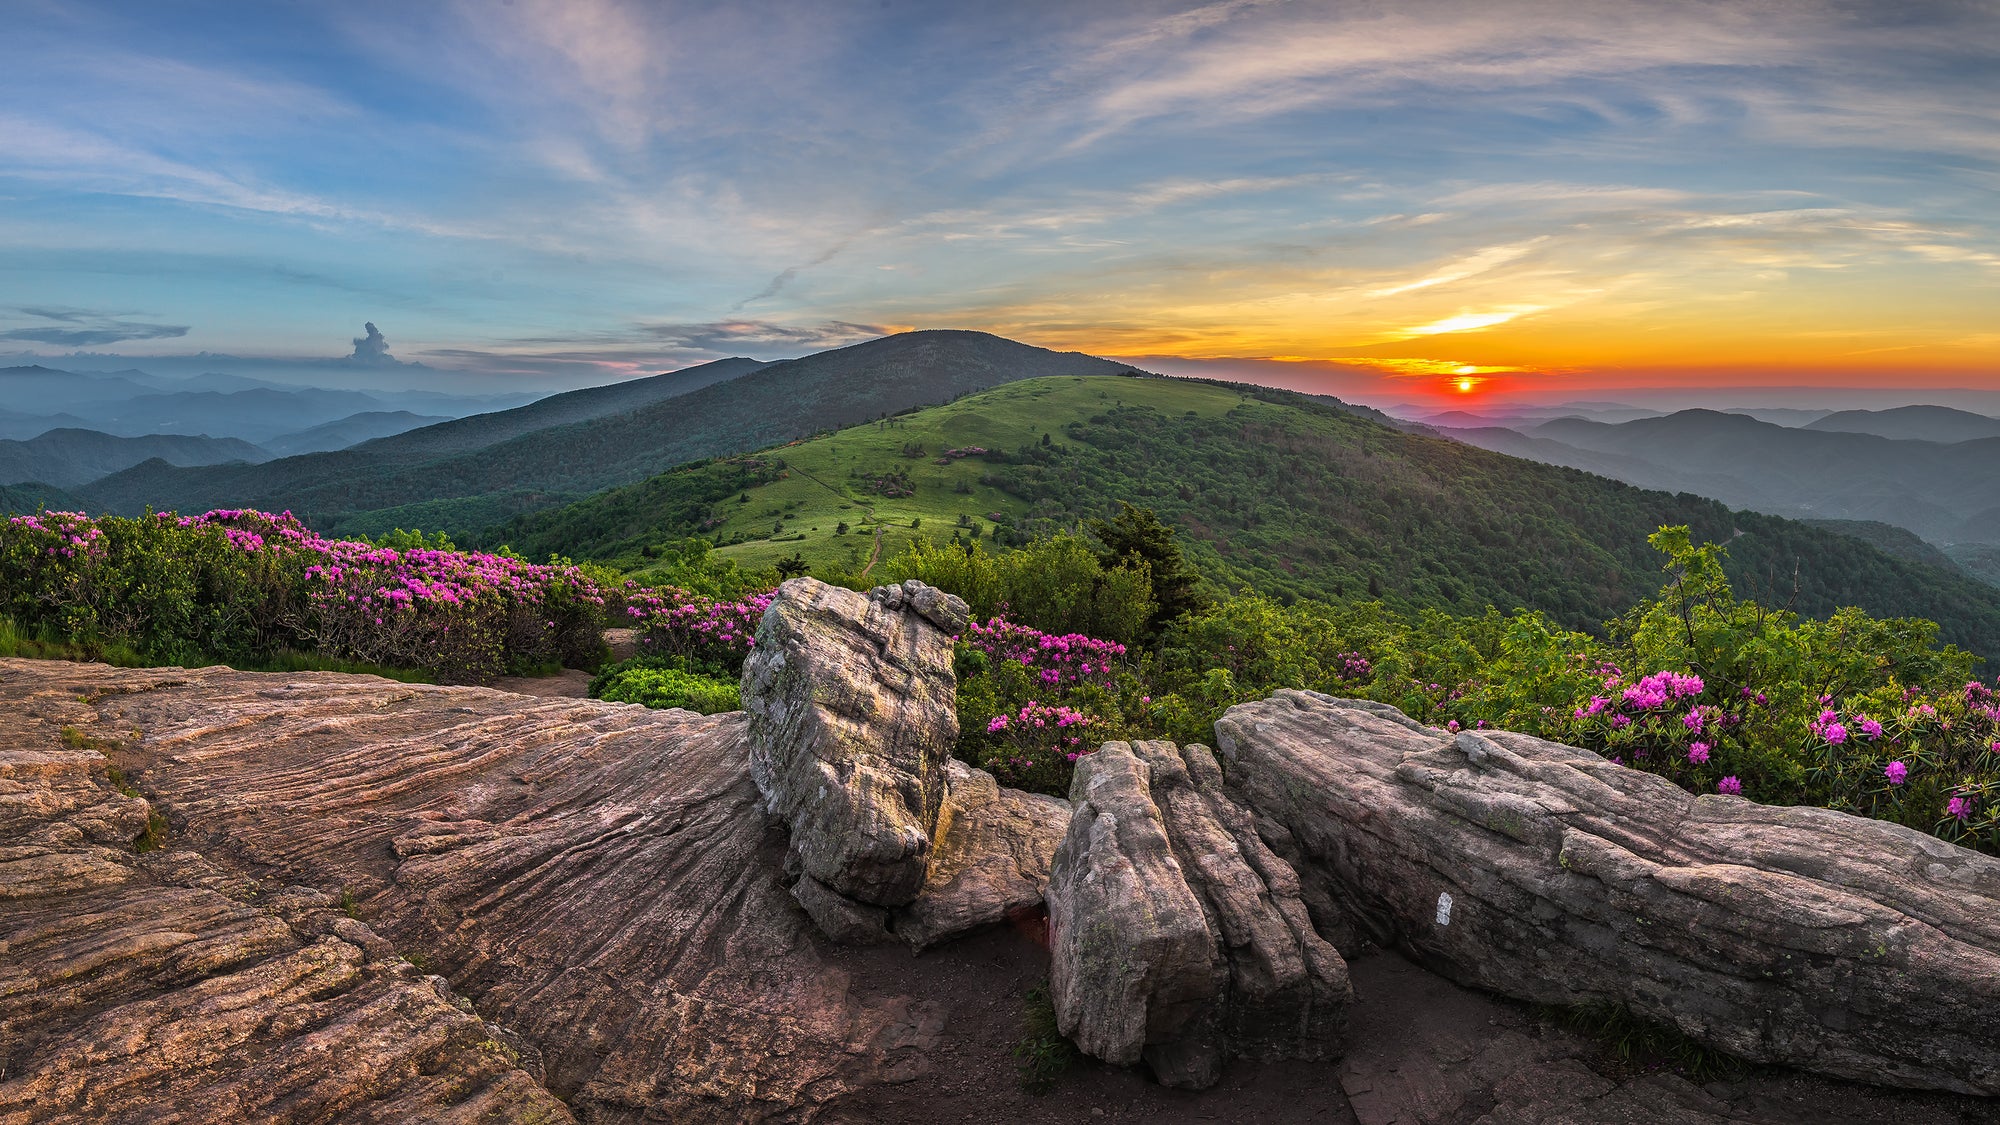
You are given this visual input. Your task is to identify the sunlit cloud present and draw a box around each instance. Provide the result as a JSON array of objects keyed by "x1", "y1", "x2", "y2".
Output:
[
  {"x1": 1399, "y1": 308, "x2": 1548, "y2": 338},
  {"x1": 0, "y1": 0, "x2": 1994, "y2": 401}
]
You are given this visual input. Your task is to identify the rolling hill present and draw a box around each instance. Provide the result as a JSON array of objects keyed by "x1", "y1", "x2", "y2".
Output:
[
  {"x1": 0, "y1": 481, "x2": 86, "y2": 514},
  {"x1": 1803, "y1": 405, "x2": 2000, "y2": 443},
  {"x1": 0, "y1": 429, "x2": 268, "y2": 488},
  {"x1": 1443, "y1": 409, "x2": 2000, "y2": 546},
  {"x1": 487, "y1": 374, "x2": 2000, "y2": 661},
  {"x1": 79, "y1": 332, "x2": 1131, "y2": 532},
  {"x1": 259, "y1": 411, "x2": 450, "y2": 457}
]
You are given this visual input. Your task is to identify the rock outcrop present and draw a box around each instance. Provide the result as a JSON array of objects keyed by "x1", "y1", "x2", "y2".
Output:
[
  {"x1": 742, "y1": 578, "x2": 968, "y2": 916},
  {"x1": 1047, "y1": 740, "x2": 1351, "y2": 1089},
  {"x1": 894, "y1": 759, "x2": 1072, "y2": 950},
  {"x1": 0, "y1": 658, "x2": 939, "y2": 1123},
  {"x1": 1216, "y1": 689, "x2": 2000, "y2": 1096},
  {"x1": 0, "y1": 744, "x2": 570, "y2": 1124}
]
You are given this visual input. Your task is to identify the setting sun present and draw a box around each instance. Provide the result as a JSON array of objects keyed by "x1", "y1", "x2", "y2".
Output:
[{"x1": 1455, "y1": 378, "x2": 1477, "y2": 393}]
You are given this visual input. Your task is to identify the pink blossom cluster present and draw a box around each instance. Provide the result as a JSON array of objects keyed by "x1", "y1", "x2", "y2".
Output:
[
  {"x1": 980, "y1": 699, "x2": 1099, "y2": 790},
  {"x1": 962, "y1": 616, "x2": 1127, "y2": 690},
  {"x1": 6, "y1": 511, "x2": 108, "y2": 560},
  {"x1": 628, "y1": 585, "x2": 775, "y2": 667}
]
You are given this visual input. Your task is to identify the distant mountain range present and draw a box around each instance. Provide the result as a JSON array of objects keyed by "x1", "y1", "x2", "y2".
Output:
[
  {"x1": 0, "y1": 365, "x2": 539, "y2": 445},
  {"x1": 1801, "y1": 405, "x2": 2000, "y2": 443},
  {"x1": 1438, "y1": 407, "x2": 2000, "y2": 548},
  {"x1": 78, "y1": 331, "x2": 1133, "y2": 533},
  {"x1": 0, "y1": 429, "x2": 268, "y2": 489},
  {"x1": 259, "y1": 411, "x2": 450, "y2": 458}
]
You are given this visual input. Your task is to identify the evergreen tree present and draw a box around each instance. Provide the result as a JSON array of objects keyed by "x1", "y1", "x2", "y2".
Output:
[{"x1": 1087, "y1": 502, "x2": 1203, "y2": 635}]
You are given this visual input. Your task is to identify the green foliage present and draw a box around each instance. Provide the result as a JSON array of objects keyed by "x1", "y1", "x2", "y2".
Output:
[
  {"x1": 884, "y1": 532, "x2": 1156, "y2": 647},
  {"x1": 588, "y1": 655, "x2": 741, "y2": 714},
  {"x1": 480, "y1": 373, "x2": 2000, "y2": 664},
  {"x1": 0, "y1": 510, "x2": 609, "y2": 683},
  {"x1": 361, "y1": 527, "x2": 459, "y2": 551},
  {"x1": 1014, "y1": 987, "x2": 1079, "y2": 1095},
  {"x1": 1087, "y1": 502, "x2": 1204, "y2": 634},
  {"x1": 933, "y1": 522, "x2": 2000, "y2": 853},
  {"x1": 624, "y1": 538, "x2": 775, "y2": 600}
]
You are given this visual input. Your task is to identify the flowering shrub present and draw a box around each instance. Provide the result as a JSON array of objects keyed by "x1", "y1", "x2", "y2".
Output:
[
  {"x1": 977, "y1": 700, "x2": 1097, "y2": 791},
  {"x1": 1, "y1": 509, "x2": 611, "y2": 682},
  {"x1": 961, "y1": 616, "x2": 1127, "y2": 691},
  {"x1": 627, "y1": 586, "x2": 773, "y2": 673}
]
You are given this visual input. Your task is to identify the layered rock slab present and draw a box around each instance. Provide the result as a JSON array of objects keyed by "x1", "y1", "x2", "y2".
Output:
[
  {"x1": 0, "y1": 739, "x2": 568, "y2": 1125},
  {"x1": 743, "y1": 578, "x2": 968, "y2": 912},
  {"x1": 1047, "y1": 739, "x2": 1351, "y2": 1089},
  {"x1": 1215, "y1": 689, "x2": 2000, "y2": 1096},
  {"x1": 0, "y1": 658, "x2": 940, "y2": 1123},
  {"x1": 893, "y1": 759, "x2": 1071, "y2": 950}
]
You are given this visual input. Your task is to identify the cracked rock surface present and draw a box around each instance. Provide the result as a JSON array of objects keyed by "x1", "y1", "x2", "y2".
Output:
[
  {"x1": 0, "y1": 658, "x2": 939, "y2": 1124},
  {"x1": 1216, "y1": 689, "x2": 2000, "y2": 1097},
  {"x1": 742, "y1": 578, "x2": 968, "y2": 919},
  {"x1": 0, "y1": 733, "x2": 568, "y2": 1124},
  {"x1": 1048, "y1": 739, "x2": 1351, "y2": 1089}
]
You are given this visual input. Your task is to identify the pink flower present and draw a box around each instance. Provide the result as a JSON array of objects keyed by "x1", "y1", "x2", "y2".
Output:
[
  {"x1": 1948, "y1": 794, "x2": 1973, "y2": 821},
  {"x1": 1884, "y1": 760, "x2": 1908, "y2": 786},
  {"x1": 1717, "y1": 776, "x2": 1742, "y2": 796},
  {"x1": 1688, "y1": 741, "x2": 1710, "y2": 764}
]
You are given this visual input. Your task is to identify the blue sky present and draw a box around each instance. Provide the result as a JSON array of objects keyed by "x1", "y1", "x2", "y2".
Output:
[{"x1": 2, "y1": 0, "x2": 1997, "y2": 401}]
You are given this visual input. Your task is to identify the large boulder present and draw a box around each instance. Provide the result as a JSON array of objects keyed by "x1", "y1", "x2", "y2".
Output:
[
  {"x1": 1215, "y1": 689, "x2": 2000, "y2": 1096},
  {"x1": 894, "y1": 759, "x2": 1072, "y2": 950},
  {"x1": 1047, "y1": 740, "x2": 1351, "y2": 1089},
  {"x1": 743, "y1": 578, "x2": 968, "y2": 910}
]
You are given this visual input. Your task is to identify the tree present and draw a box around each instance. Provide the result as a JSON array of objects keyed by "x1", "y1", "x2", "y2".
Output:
[
  {"x1": 775, "y1": 553, "x2": 810, "y2": 579},
  {"x1": 1087, "y1": 503, "x2": 1204, "y2": 636}
]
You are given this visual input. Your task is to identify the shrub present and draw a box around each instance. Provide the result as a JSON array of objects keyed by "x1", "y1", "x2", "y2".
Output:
[
  {"x1": 589, "y1": 656, "x2": 741, "y2": 714},
  {"x1": 0, "y1": 509, "x2": 613, "y2": 683},
  {"x1": 624, "y1": 587, "x2": 774, "y2": 675}
]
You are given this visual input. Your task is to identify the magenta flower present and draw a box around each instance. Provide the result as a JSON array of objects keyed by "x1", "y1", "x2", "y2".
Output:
[
  {"x1": 1688, "y1": 741, "x2": 1711, "y2": 764},
  {"x1": 1717, "y1": 776, "x2": 1742, "y2": 796},
  {"x1": 1884, "y1": 761, "x2": 1909, "y2": 786},
  {"x1": 1948, "y1": 794, "x2": 1973, "y2": 822}
]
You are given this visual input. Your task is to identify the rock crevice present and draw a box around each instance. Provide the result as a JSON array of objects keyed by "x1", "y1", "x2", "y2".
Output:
[{"x1": 1047, "y1": 739, "x2": 1351, "y2": 1089}]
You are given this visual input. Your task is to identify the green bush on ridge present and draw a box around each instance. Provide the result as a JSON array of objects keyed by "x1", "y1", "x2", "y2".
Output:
[{"x1": 588, "y1": 655, "x2": 740, "y2": 714}]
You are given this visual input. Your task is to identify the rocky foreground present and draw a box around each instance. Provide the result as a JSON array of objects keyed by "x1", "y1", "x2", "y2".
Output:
[{"x1": 7, "y1": 578, "x2": 2000, "y2": 1123}]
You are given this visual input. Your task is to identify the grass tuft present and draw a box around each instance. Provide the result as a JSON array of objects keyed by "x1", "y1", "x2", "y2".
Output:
[
  {"x1": 1539, "y1": 1001, "x2": 1749, "y2": 1081},
  {"x1": 1014, "y1": 986, "x2": 1080, "y2": 1095}
]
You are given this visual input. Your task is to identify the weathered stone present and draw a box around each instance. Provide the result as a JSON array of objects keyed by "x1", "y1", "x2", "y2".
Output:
[
  {"x1": 0, "y1": 658, "x2": 941, "y2": 1123},
  {"x1": 1215, "y1": 689, "x2": 2000, "y2": 1096},
  {"x1": 742, "y1": 577, "x2": 967, "y2": 912},
  {"x1": 794, "y1": 874, "x2": 894, "y2": 945},
  {"x1": 1047, "y1": 739, "x2": 1351, "y2": 1089},
  {"x1": 0, "y1": 737, "x2": 569, "y2": 1125},
  {"x1": 894, "y1": 760, "x2": 1071, "y2": 950}
]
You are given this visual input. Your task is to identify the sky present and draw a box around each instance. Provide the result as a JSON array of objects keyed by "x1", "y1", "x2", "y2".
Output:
[{"x1": 2, "y1": 0, "x2": 1997, "y2": 404}]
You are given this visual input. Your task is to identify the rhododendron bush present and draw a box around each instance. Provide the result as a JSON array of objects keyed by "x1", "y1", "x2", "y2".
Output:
[
  {"x1": 0, "y1": 509, "x2": 609, "y2": 682},
  {"x1": 936, "y1": 524, "x2": 2000, "y2": 853}
]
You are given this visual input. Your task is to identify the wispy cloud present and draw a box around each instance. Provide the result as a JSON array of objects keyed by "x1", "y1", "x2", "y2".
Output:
[{"x1": 0, "y1": 306, "x2": 188, "y2": 346}]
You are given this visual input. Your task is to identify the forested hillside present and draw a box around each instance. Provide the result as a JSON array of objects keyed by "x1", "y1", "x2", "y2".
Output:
[
  {"x1": 78, "y1": 332, "x2": 1127, "y2": 534},
  {"x1": 489, "y1": 374, "x2": 2000, "y2": 660}
]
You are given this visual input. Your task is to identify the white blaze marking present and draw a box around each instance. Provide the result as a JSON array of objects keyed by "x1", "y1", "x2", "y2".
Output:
[{"x1": 1435, "y1": 891, "x2": 1454, "y2": 926}]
